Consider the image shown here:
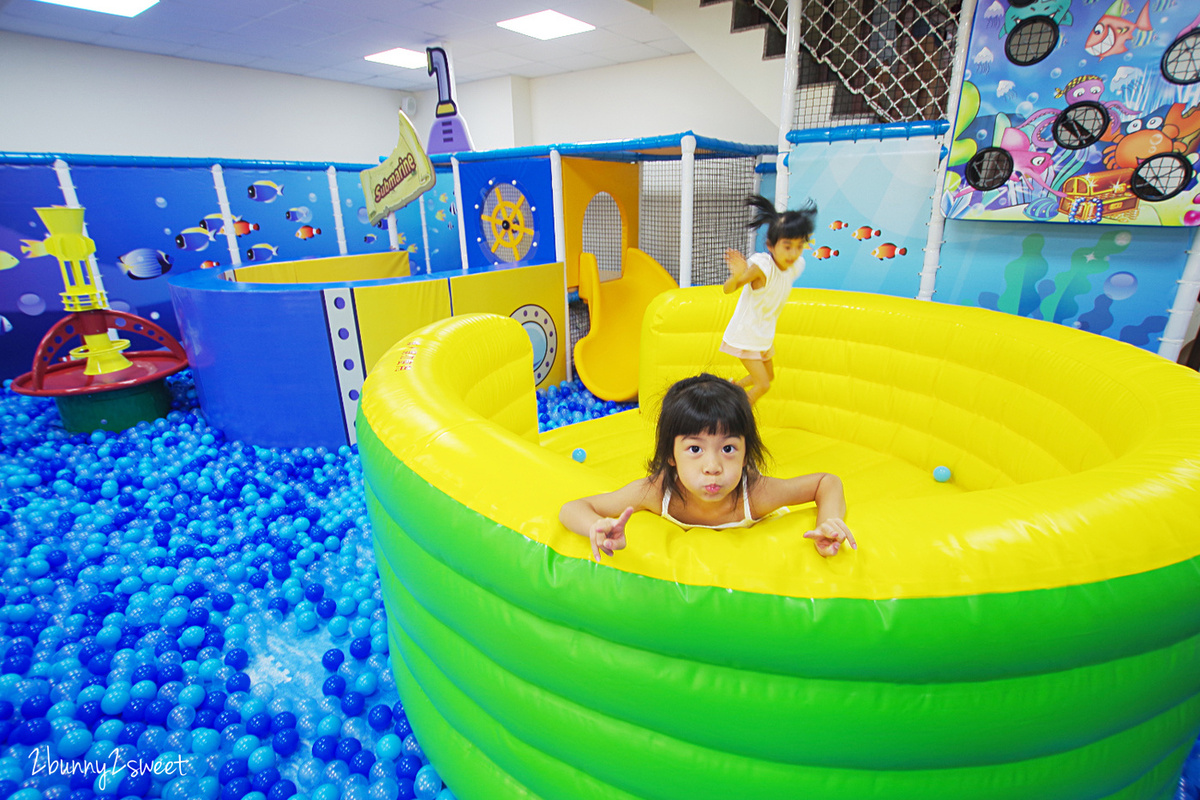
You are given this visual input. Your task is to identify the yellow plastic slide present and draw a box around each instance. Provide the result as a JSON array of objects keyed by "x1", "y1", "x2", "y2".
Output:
[{"x1": 573, "y1": 247, "x2": 676, "y2": 401}]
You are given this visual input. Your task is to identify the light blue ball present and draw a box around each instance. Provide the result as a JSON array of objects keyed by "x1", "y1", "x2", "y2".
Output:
[
  {"x1": 571, "y1": 448, "x2": 586, "y2": 463},
  {"x1": 933, "y1": 465, "x2": 952, "y2": 483},
  {"x1": 413, "y1": 765, "x2": 442, "y2": 799}
]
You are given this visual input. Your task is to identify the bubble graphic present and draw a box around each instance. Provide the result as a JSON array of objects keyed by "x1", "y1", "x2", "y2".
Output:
[
  {"x1": 1050, "y1": 68, "x2": 1062, "y2": 79},
  {"x1": 109, "y1": 299, "x2": 133, "y2": 313},
  {"x1": 155, "y1": 197, "x2": 168, "y2": 208},
  {"x1": 346, "y1": 198, "x2": 354, "y2": 207},
  {"x1": 1103, "y1": 271, "x2": 1138, "y2": 300},
  {"x1": 309, "y1": 193, "x2": 318, "y2": 202},
  {"x1": 151, "y1": 311, "x2": 161, "y2": 320},
  {"x1": 18, "y1": 293, "x2": 45, "y2": 316},
  {"x1": 358, "y1": 208, "x2": 370, "y2": 225},
  {"x1": 1114, "y1": 231, "x2": 1132, "y2": 246}
]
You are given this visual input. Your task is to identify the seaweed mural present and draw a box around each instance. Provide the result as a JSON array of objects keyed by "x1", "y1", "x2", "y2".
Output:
[{"x1": 976, "y1": 228, "x2": 1166, "y2": 346}]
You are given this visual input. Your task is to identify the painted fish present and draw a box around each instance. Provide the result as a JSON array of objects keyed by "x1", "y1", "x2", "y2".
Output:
[
  {"x1": 118, "y1": 248, "x2": 174, "y2": 280},
  {"x1": 20, "y1": 239, "x2": 47, "y2": 258},
  {"x1": 871, "y1": 243, "x2": 908, "y2": 260},
  {"x1": 852, "y1": 226, "x2": 880, "y2": 240},
  {"x1": 175, "y1": 227, "x2": 215, "y2": 251},
  {"x1": 439, "y1": 193, "x2": 449, "y2": 203},
  {"x1": 828, "y1": 220, "x2": 847, "y2": 230},
  {"x1": 435, "y1": 210, "x2": 446, "y2": 222},
  {"x1": 295, "y1": 226, "x2": 322, "y2": 240},
  {"x1": 0, "y1": 251, "x2": 18, "y2": 271},
  {"x1": 248, "y1": 181, "x2": 283, "y2": 202},
  {"x1": 1085, "y1": 0, "x2": 1153, "y2": 59},
  {"x1": 200, "y1": 260, "x2": 220, "y2": 269},
  {"x1": 245, "y1": 244, "x2": 278, "y2": 262},
  {"x1": 812, "y1": 246, "x2": 839, "y2": 260},
  {"x1": 285, "y1": 207, "x2": 312, "y2": 223},
  {"x1": 221, "y1": 219, "x2": 259, "y2": 237},
  {"x1": 363, "y1": 234, "x2": 377, "y2": 244},
  {"x1": 199, "y1": 213, "x2": 226, "y2": 232},
  {"x1": 0, "y1": 315, "x2": 11, "y2": 335},
  {"x1": 406, "y1": 244, "x2": 418, "y2": 254},
  {"x1": 397, "y1": 233, "x2": 407, "y2": 246}
]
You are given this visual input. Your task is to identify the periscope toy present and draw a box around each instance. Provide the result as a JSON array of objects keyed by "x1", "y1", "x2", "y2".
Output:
[{"x1": 10, "y1": 206, "x2": 188, "y2": 431}]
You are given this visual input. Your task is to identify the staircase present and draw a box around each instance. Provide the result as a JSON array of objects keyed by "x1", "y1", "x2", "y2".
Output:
[
  {"x1": 694, "y1": 0, "x2": 961, "y2": 128},
  {"x1": 698, "y1": 0, "x2": 787, "y2": 60}
]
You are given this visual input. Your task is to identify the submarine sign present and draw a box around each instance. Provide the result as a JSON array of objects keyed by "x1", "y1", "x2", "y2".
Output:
[{"x1": 360, "y1": 110, "x2": 435, "y2": 227}]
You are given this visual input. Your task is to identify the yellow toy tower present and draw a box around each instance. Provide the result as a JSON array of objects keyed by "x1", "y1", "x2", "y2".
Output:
[{"x1": 12, "y1": 206, "x2": 189, "y2": 432}]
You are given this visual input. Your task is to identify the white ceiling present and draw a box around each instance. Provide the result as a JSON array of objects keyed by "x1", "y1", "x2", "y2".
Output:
[{"x1": 0, "y1": 0, "x2": 695, "y2": 91}]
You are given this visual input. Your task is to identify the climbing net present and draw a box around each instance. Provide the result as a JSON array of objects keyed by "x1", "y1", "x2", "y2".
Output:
[{"x1": 790, "y1": 0, "x2": 962, "y2": 129}]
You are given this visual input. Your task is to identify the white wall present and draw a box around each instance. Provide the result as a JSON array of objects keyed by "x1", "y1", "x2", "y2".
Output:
[
  {"x1": 0, "y1": 31, "x2": 414, "y2": 164},
  {"x1": 415, "y1": 53, "x2": 776, "y2": 149},
  {"x1": 2, "y1": 31, "x2": 776, "y2": 163},
  {"x1": 528, "y1": 53, "x2": 775, "y2": 145}
]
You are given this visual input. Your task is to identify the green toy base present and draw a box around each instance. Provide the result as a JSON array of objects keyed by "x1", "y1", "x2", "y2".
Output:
[{"x1": 53, "y1": 379, "x2": 172, "y2": 433}]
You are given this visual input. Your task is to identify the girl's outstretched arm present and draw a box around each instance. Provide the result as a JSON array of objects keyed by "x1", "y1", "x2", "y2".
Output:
[
  {"x1": 723, "y1": 249, "x2": 765, "y2": 294},
  {"x1": 753, "y1": 473, "x2": 855, "y2": 557},
  {"x1": 559, "y1": 478, "x2": 659, "y2": 562}
]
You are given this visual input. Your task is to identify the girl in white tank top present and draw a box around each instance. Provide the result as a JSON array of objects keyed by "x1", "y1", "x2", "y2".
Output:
[{"x1": 559, "y1": 374, "x2": 854, "y2": 561}]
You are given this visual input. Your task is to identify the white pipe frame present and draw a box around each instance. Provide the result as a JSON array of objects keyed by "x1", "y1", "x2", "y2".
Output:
[
  {"x1": 679, "y1": 134, "x2": 696, "y2": 288},
  {"x1": 775, "y1": 0, "x2": 802, "y2": 211},
  {"x1": 418, "y1": 194, "x2": 432, "y2": 275},
  {"x1": 452, "y1": 156, "x2": 469, "y2": 274},
  {"x1": 326, "y1": 166, "x2": 349, "y2": 256},
  {"x1": 550, "y1": 148, "x2": 572, "y2": 382},
  {"x1": 211, "y1": 164, "x2": 241, "y2": 268},
  {"x1": 1159, "y1": 226, "x2": 1200, "y2": 362},
  {"x1": 917, "y1": 0, "x2": 977, "y2": 301}
]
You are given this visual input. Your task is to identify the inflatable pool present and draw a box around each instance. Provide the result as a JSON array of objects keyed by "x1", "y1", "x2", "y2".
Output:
[{"x1": 359, "y1": 287, "x2": 1200, "y2": 800}]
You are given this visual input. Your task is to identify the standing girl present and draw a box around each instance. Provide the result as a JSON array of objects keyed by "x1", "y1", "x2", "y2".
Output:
[
  {"x1": 559, "y1": 374, "x2": 852, "y2": 562},
  {"x1": 722, "y1": 195, "x2": 817, "y2": 403}
]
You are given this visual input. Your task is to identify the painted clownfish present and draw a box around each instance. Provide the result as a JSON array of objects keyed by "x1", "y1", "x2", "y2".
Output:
[{"x1": 871, "y1": 243, "x2": 907, "y2": 260}]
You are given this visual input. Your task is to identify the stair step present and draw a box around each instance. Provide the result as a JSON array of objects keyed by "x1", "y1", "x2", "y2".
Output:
[
  {"x1": 731, "y1": 0, "x2": 770, "y2": 32},
  {"x1": 762, "y1": 21, "x2": 786, "y2": 58}
]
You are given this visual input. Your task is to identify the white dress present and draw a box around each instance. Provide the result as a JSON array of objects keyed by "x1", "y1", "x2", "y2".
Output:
[{"x1": 721, "y1": 252, "x2": 804, "y2": 355}]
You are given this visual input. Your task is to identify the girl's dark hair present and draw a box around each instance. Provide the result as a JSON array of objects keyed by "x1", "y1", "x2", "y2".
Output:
[
  {"x1": 745, "y1": 194, "x2": 817, "y2": 245},
  {"x1": 647, "y1": 374, "x2": 767, "y2": 504}
]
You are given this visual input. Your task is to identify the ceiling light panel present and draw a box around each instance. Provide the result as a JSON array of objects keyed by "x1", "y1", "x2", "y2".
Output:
[
  {"x1": 497, "y1": 10, "x2": 595, "y2": 40},
  {"x1": 29, "y1": 0, "x2": 158, "y2": 17}
]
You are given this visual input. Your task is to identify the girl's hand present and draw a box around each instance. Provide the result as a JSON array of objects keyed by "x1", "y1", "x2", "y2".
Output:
[
  {"x1": 725, "y1": 248, "x2": 748, "y2": 278},
  {"x1": 804, "y1": 519, "x2": 856, "y2": 558},
  {"x1": 590, "y1": 507, "x2": 633, "y2": 562}
]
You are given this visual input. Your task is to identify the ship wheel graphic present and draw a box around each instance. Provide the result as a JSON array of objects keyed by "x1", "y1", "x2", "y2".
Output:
[{"x1": 480, "y1": 182, "x2": 535, "y2": 263}]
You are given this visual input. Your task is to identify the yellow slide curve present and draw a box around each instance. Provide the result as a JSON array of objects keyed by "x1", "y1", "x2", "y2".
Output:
[{"x1": 573, "y1": 247, "x2": 676, "y2": 401}]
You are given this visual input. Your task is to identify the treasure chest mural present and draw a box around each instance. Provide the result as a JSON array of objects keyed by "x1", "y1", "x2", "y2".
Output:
[{"x1": 942, "y1": 0, "x2": 1200, "y2": 227}]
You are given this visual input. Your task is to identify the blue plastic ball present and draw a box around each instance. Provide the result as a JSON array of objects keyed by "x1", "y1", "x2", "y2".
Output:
[
  {"x1": 571, "y1": 448, "x2": 586, "y2": 463},
  {"x1": 311, "y1": 735, "x2": 337, "y2": 762},
  {"x1": 341, "y1": 691, "x2": 365, "y2": 716},
  {"x1": 933, "y1": 465, "x2": 952, "y2": 483},
  {"x1": 272, "y1": 728, "x2": 299, "y2": 757},
  {"x1": 413, "y1": 765, "x2": 442, "y2": 799},
  {"x1": 367, "y1": 704, "x2": 393, "y2": 732}
]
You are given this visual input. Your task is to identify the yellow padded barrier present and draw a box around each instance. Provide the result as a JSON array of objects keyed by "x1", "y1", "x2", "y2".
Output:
[{"x1": 365, "y1": 287, "x2": 1200, "y2": 601}]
